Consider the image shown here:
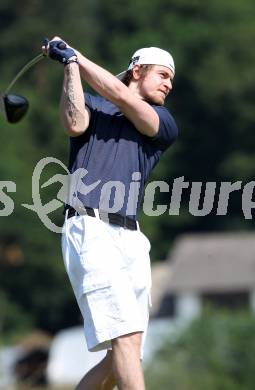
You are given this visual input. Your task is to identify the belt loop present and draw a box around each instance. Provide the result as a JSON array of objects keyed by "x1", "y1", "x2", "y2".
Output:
[{"x1": 94, "y1": 209, "x2": 100, "y2": 218}]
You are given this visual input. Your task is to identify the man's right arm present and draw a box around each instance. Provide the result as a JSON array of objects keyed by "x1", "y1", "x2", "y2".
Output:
[
  {"x1": 60, "y1": 62, "x2": 90, "y2": 137},
  {"x1": 76, "y1": 52, "x2": 160, "y2": 138}
]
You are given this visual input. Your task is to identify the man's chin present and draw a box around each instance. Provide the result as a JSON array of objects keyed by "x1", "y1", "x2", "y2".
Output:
[{"x1": 145, "y1": 96, "x2": 165, "y2": 106}]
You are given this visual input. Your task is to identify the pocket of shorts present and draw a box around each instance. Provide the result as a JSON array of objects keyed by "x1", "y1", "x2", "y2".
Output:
[
  {"x1": 79, "y1": 216, "x2": 108, "y2": 256},
  {"x1": 82, "y1": 272, "x2": 111, "y2": 294},
  {"x1": 63, "y1": 215, "x2": 85, "y2": 256},
  {"x1": 80, "y1": 273, "x2": 122, "y2": 327}
]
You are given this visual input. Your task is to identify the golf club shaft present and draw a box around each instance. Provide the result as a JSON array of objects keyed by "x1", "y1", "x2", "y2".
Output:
[{"x1": 5, "y1": 53, "x2": 44, "y2": 94}]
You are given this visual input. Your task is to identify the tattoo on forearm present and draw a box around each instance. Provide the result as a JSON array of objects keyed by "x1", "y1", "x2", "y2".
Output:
[{"x1": 66, "y1": 66, "x2": 78, "y2": 126}]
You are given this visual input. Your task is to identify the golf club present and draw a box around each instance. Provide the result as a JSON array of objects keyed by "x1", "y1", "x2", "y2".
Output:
[
  {"x1": 0, "y1": 40, "x2": 69, "y2": 124},
  {"x1": 0, "y1": 53, "x2": 45, "y2": 123}
]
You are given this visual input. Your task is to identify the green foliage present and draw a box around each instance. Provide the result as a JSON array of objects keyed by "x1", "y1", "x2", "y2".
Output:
[
  {"x1": 0, "y1": 290, "x2": 34, "y2": 344},
  {"x1": 145, "y1": 309, "x2": 255, "y2": 390}
]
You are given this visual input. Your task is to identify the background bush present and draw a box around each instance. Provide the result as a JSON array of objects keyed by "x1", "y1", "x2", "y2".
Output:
[{"x1": 145, "y1": 309, "x2": 255, "y2": 390}]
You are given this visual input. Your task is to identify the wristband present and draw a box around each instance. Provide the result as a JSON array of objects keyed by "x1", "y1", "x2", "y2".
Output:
[{"x1": 64, "y1": 57, "x2": 79, "y2": 66}]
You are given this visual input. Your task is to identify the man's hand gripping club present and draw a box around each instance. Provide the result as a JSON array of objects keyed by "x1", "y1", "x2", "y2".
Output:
[{"x1": 42, "y1": 37, "x2": 79, "y2": 65}]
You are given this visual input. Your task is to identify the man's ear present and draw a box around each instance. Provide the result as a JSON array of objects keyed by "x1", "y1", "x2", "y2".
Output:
[{"x1": 132, "y1": 65, "x2": 142, "y2": 80}]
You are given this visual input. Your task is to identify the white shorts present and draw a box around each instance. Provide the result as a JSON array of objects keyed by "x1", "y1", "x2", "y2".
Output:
[{"x1": 61, "y1": 213, "x2": 152, "y2": 355}]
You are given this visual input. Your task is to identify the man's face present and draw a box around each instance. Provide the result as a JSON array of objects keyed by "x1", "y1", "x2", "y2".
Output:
[{"x1": 137, "y1": 65, "x2": 174, "y2": 105}]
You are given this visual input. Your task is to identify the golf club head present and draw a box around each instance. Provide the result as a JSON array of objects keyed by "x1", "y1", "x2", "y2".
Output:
[{"x1": 0, "y1": 93, "x2": 29, "y2": 123}]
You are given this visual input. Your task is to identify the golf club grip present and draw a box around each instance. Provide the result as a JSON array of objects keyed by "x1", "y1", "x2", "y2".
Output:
[{"x1": 5, "y1": 53, "x2": 44, "y2": 94}]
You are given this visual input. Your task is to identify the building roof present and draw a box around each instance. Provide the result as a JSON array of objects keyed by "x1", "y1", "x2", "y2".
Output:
[{"x1": 166, "y1": 232, "x2": 255, "y2": 293}]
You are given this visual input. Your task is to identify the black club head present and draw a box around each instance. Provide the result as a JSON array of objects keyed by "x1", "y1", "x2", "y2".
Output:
[{"x1": 3, "y1": 94, "x2": 29, "y2": 123}]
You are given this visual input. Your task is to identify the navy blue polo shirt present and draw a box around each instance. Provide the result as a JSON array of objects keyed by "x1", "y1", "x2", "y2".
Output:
[{"x1": 67, "y1": 93, "x2": 178, "y2": 220}]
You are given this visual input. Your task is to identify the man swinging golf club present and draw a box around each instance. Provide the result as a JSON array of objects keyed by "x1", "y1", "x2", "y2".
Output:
[{"x1": 43, "y1": 37, "x2": 178, "y2": 390}]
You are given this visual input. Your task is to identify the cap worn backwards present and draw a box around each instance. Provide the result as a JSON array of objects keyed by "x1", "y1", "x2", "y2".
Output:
[{"x1": 116, "y1": 47, "x2": 175, "y2": 81}]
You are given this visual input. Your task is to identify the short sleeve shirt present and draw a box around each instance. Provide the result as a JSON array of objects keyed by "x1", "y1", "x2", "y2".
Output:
[{"x1": 67, "y1": 93, "x2": 178, "y2": 220}]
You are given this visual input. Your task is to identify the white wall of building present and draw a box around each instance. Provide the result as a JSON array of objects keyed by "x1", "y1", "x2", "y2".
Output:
[{"x1": 176, "y1": 292, "x2": 201, "y2": 322}]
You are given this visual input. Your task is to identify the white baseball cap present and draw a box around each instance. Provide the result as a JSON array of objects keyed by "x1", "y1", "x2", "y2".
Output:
[{"x1": 116, "y1": 47, "x2": 175, "y2": 80}]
